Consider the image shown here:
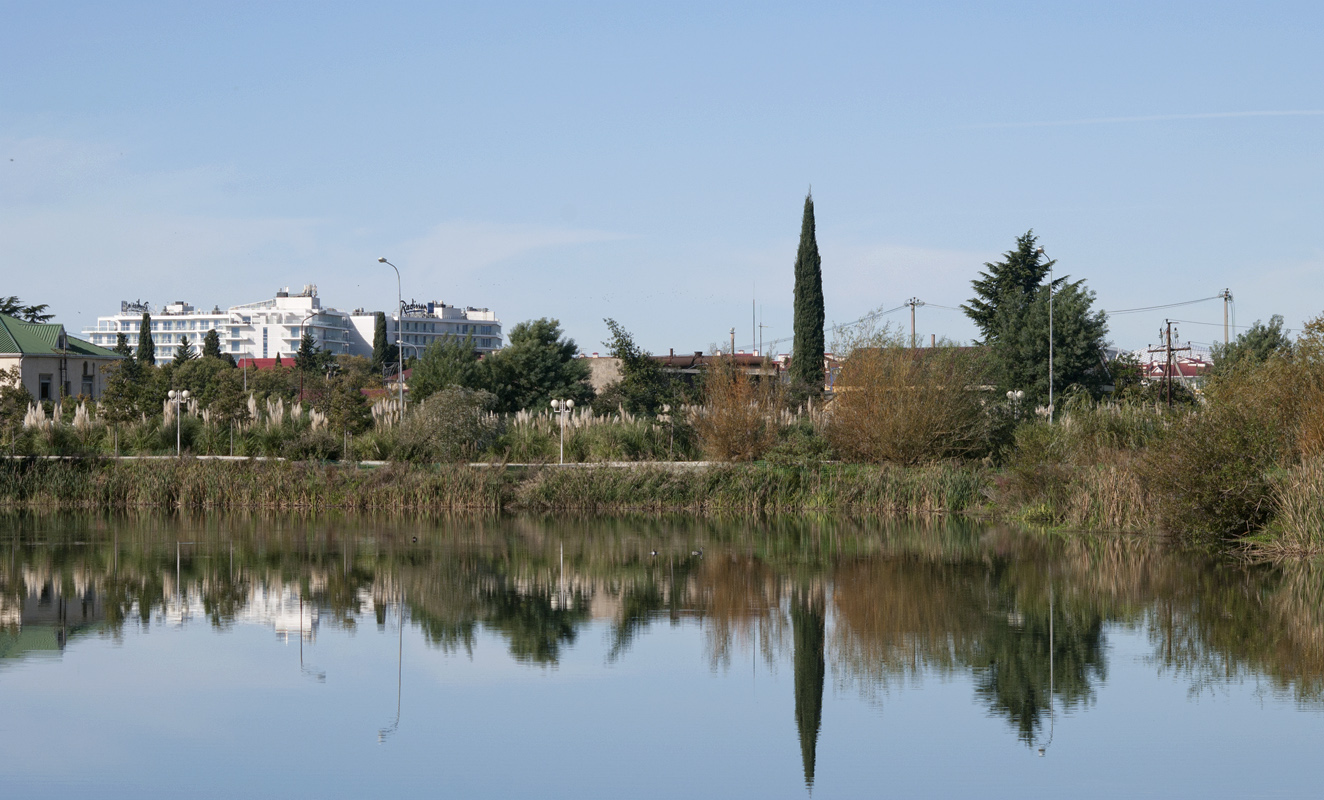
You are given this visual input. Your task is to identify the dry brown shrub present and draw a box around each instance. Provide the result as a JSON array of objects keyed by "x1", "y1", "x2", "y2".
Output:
[
  {"x1": 825, "y1": 326, "x2": 992, "y2": 465},
  {"x1": 693, "y1": 357, "x2": 780, "y2": 461}
]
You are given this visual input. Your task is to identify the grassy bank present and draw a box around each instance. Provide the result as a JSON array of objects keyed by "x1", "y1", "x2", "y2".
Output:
[{"x1": 0, "y1": 457, "x2": 988, "y2": 515}]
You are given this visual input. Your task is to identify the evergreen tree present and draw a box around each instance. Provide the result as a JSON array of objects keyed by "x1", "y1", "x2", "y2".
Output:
[
  {"x1": 372, "y1": 312, "x2": 398, "y2": 371},
  {"x1": 992, "y1": 278, "x2": 1109, "y2": 405},
  {"x1": 113, "y1": 333, "x2": 132, "y2": 357},
  {"x1": 791, "y1": 192, "x2": 825, "y2": 393},
  {"x1": 136, "y1": 312, "x2": 156, "y2": 366},
  {"x1": 962, "y1": 230, "x2": 1061, "y2": 344},
  {"x1": 1212, "y1": 314, "x2": 1292, "y2": 376},
  {"x1": 202, "y1": 328, "x2": 223, "y2": 360},
  {"x1": 173, "y1": 335, "x2": 196, "y2": 365},
  {"x1": 275, "y1": 352, "x2": 283, "y2": 367},
  {"x1": 0, "y1": 296, "x2": 54, "y2": 323},
  {"x1": 484, "y1": 318, "x2": 593, "y2": 412},
  {"x1": 295, "y1": 331, "x2": 318, "y2": 372}
]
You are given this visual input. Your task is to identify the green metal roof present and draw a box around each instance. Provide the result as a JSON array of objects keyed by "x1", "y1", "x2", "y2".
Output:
[{"x1": 0, "y1": 312, "x2": 121, "y2": 358}]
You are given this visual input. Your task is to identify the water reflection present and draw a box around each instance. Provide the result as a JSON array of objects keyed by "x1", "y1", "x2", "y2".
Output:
[{"x1": 3, "y1": 512, "x2": 1324, "y2": 776}]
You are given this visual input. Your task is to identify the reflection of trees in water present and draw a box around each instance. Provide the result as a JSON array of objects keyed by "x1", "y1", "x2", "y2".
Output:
[
  {"x1": 7, "y1": 512, "x2": 1324, "y2": 730},
  {"x1": 791, "y1": 587, "x2": 825, "y2": 790}
]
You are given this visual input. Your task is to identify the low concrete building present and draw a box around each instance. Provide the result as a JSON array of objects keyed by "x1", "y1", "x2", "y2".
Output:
[{"x1": 0, "y1": 313, "x2": 122, "y2": 402}]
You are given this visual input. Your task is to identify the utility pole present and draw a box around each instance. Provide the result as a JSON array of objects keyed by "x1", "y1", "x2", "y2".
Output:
[
  {"x1": 759, "y1": 309, "x2": 769, "y2": 358},
  {"x1": 1148, "y1": 320, "x2": 1191, "y2": 407},
  {"x1": 1221, "y1": 289, "x2": 1233, "y2": 347},
  {"x1": 907, "y1": 298, "x2": 925, "y2": 349}
]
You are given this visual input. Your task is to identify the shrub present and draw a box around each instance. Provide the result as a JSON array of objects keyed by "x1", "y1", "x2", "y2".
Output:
[
  {"x1": 825, "y1": 341, "x2": 992, "y2": 465},
  {"x1": 394, "y1": 387, "x2": 500, "y2": 463},
  {"x1": 693, "y1": 358, "x2": 779, "y2": 462}
]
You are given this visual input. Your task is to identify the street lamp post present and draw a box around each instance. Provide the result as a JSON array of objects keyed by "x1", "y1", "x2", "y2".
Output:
[
  {"x1": 167, "y1": 389, "x2": 190, "y2": 456},
  {"x1": 1036, "y1": 247, "x2": 1055, "y2": 424},
  {"x1": 550, "y1": 399, "x2": 575, "y2": 464},
  {"x1": 377, "y1": 258, "x2": 405, "y2": 414}
]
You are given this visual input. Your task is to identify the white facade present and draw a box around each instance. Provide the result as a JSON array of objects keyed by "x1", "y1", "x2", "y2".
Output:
[
  {"x1": 348, "y1": 300, "x2": 503, "y2": 360},
  {"x1": 86, "y1": 289, "x2": 502, "y2": 363},
  {"x1": 84, "y1": 288, "x2": 355, "y2": 362}
]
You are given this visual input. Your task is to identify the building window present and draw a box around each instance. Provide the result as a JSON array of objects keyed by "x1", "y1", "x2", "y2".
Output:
[
  {"x1": 231, "y1": 342, "x2": 240, "y2": 352},
  {"x1": 262, "y1": 328, "x2": 269, "y2": 358},
  {"x1": 38, "y1": 374, "x2": 52, "y2": 401}
]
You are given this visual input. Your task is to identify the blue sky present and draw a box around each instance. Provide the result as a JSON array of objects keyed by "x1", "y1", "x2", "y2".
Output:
[{"x1": 3, "y1": 1, "x2": 1322, "y2": 354}]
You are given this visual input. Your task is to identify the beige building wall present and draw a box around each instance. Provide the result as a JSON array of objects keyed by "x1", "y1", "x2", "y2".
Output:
[{"x1": 0, "y1": 355, "x2": 115, "y2": 402}]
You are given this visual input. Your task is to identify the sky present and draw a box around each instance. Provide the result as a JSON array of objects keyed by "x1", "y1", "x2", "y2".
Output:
[{"x1": 3, "y1": 1, "x2": 1323, "y2": 355}]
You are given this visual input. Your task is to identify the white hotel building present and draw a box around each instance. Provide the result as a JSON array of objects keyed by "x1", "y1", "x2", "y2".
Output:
[{"x1": 84, "y1": 287, "x2": 502, "y2": 362}]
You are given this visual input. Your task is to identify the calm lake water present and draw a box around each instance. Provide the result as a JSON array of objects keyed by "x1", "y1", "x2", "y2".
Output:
[{"x1": 2, "y1": 513, "x2": 1322, "y2": 798}]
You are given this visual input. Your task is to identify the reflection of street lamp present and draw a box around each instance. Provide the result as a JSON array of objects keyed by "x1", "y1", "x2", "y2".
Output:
[
  {"x1": 1035, "y1": 576, "x2": 1055, "y2": 757},
  {"x1": 167, "y1": 389, "x2": 190, "y2": 456},
  {"x1": 550, "y1": 399, "x2": 575, "y2": 465},
  {"x1": 378, "y1": 586, "x2": 405, "y2": 743},
  {"x1": 1036, "y1": 247, "x2": 1055, "y2": 424},
  {"x1": 377, "y1": 258, "x2": 405, "y2": 413}
]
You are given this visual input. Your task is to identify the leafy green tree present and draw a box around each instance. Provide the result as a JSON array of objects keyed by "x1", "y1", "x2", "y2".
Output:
[
  {"x1": 0, "y1": 365, "x2": 32, "y2": 444},
  {"x1": 334, "y1": 355, "x2": 383, "y2": 391},
  {"x1": 484, "y1": 318, "x2": 592, "y2": 412},
  {"x1": 410, "y1": 335, "x2": 483, "y2": 402},
  {"x1": 295, "y1": 331, "x2": 318, "y2": 372},
  {"x1": 321, "y1": 379, "x2": 372, "y2": 435},
  {"x1": 173, "y1": 335, "x2": 196, "y2": 365},
  {"x1": 207, "y1": 370, "x2": 251, "y2": 432},
  {"x1": 113, "y1": 333, "x2": 132, "y2": 357},
  {"x1": 137, "y1": 312, "x2": 156, "y2": 366},
  {"x1": 1212, "y1": 314, "x2": 1292, "y2": 376},
  {"x1": 963, "y1": 231, "x2": 1062, "y2": 344},
  {"x1": 173, "y1": 357, "x2": 238, "y2": 408},
  {"x1": 599, "y1": 318, "x2": 675, "y2": 415},
  {"x1": 202, "y1": 329, "x2": 223, "y2": 360},
  {"x1": 99, "y1": 359, "x2": 144, "y2": 425},
  {"x1": 993, "y1": 279, "x2": 1109, "y2": 405},
  {"x1": 0, "y1": 296, "x2": 54, "y2": 323},
  {"x1": 791, "y1": 192, "x2": 825, "y2": 394}
]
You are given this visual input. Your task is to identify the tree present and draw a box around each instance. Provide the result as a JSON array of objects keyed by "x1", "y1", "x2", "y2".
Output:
[
  {"x1": 202, "y1": 329, "x2": 223, "y2": 360},
  {"x1": 173, "y1": 335, "x2": 196, "y2": 365},
  {"x1": 963, "y1": 230, "x2": 1061, "y2": 344},
  {"x1": 410, "y1": 335, "x2": 484, "y2": 402},
  {"x1": 372, "y1": 312, "x2": 398, "y2": 372},
  {"x1": 99, "y1": 359, "x2": 145, "y2": 426},
  {"x1": 791, "y1": 589, "x2": 826, "y2": 790},
  {"x1": 600, "y1": 318, "x2": 673, "y2": 415},
  {"x1": 295, "y1": 331, "x2": 318, "y2": 372},
  {"x1": 0, "y1": 365, "x2": 32, "y2": 443},
  {"x1": 992, "y1": 279, "x2": 1110, "y2": 405},
  {"x1": 0, "y1": 296, "x2": 54, "y2": 323},
  {"x1": 484, "y1": 318, "x2": 593, "y2": 412},
  {"x1": 1212, "y1": 314, "x2": 1292, "y2": 375},
  {"x1": 113, "y1": 333, "x2": 132, "y2": 357},
  {"x1": 137, "y1": 312, "x2": 156, "y2": 366},
  {"x1": 791, "y1": 192, "x2": 825, "y2": 393}
]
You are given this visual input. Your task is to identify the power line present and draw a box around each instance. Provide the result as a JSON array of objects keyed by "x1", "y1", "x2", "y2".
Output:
[{"x1": 1104, "y1": 295, "x2": 1224, "y2": 315}]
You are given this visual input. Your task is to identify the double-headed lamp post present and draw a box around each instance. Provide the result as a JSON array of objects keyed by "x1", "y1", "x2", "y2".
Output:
[
  {"x1": 550, "y1": 399, "x2": 575, "y2": 465},
  {"x1": 167, "y1": 389, "x2": 190, "y2": 456},
  {"x1": 1036, "y1": 246, "x2": 1055, "y2": 424},
  {"x1": 377, "y1": 258, "x2": 405, "y2": 413}
]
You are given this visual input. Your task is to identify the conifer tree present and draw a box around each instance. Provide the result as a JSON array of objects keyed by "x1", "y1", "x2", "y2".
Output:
[
  {"x1": 962, "y1": 230, "x2": 1059, "y2": 344},
  {"x1": 372, "y1": 312, "x2": 392, "y2": 370},
  {"x1": 791, "y1": 192, "x2": 825, "y2": 393},
  {"x1": 295, "y1": 331, "x2": 317, "y2": 372},
  {"x1": 173, "y1": 335, "x2": 196, "y2": 365},
  {"x1": 136, "y1": 312, "x2": 156, "y2": 366},
  {"x1": 202, "y1": 329, "x2": 223, "y2": 360},
  {"x1": 113, "y1": 333, "x2": 132, "y2": 357}
]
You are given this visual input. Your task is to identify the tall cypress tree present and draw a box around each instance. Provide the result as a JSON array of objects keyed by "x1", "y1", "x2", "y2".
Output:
[
  {"x1": 136, "y1": 312, "x2": 156, "y2": 366},
  {"x1": 372, "y1": 311, "x2": 398, "y2": 371},
  {"x1": 791, "y1": 192, "x2": 825, "y2": 393}
]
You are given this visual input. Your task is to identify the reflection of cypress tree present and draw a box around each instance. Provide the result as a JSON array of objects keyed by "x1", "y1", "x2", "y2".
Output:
[{"x1": 791, "y1": 590, "x2": 826, "y2": 789}]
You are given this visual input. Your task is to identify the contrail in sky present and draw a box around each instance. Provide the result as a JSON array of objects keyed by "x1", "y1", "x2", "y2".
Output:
[{"x1": 972, "y1": 110, "x2": 1324, "y2": 129}]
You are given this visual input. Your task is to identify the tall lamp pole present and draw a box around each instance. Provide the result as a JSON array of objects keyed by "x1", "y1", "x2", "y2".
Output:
[
  {"x1": 167, "y1": 389, "x2": 190, "y2": 456},
  {"x1": 377, "y1": 258, "x2": 405, "y2": 413},
  {"x1": 1037, "y1": 246, "x2": 1055, "y2": 424}
]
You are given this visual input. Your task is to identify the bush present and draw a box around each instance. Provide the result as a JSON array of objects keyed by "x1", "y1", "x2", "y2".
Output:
[
  {"x1": 693, "y1": 358, "x2": 779, "y2": 462},
  {"x1": 825, "y1": 342, "x2": 992, "y2": 465},
  {"x1": 394, "y1": 387, "x2": 500, "y2": 463}
]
